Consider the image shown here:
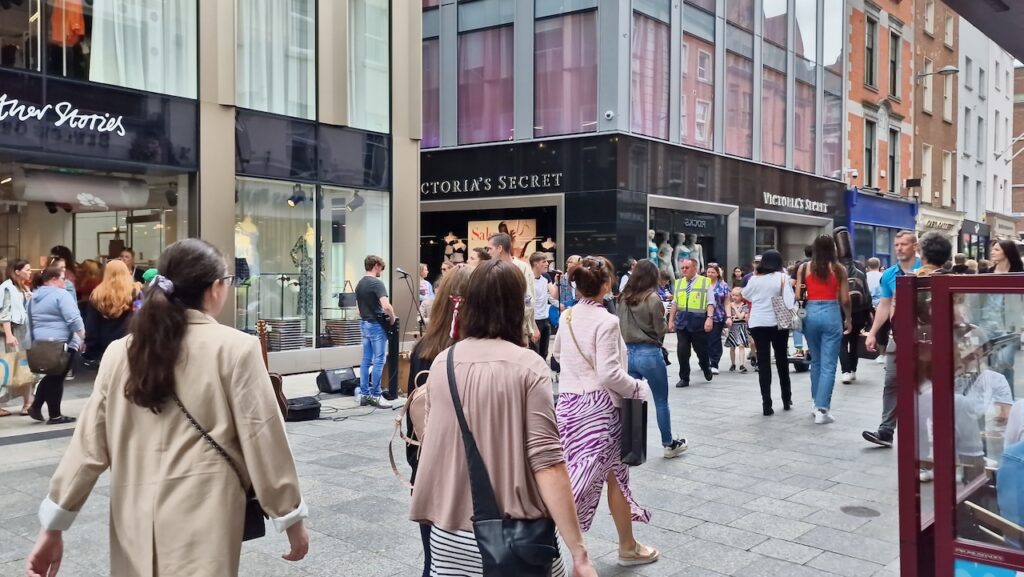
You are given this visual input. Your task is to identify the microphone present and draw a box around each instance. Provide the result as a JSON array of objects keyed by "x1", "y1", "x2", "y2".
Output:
[{"x1": 395, "y1": 267, "x2": 410, "y2": 278}]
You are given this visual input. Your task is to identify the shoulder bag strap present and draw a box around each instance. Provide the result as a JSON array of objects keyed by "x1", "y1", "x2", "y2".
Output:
[
  {"x1": 173, "y1": 393, "x2": 247, "y2": 492},
  {"x1": 445, "y1": 345, "x2": 502, "y2": 521},
  {"x1": 565, "y1": 308, "x2": 596, "y2": 371}
]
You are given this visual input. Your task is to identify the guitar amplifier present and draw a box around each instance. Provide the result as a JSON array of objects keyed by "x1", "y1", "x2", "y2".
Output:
[{"x1": 316, "y1": 367, "x2": 360, "y2": 395}]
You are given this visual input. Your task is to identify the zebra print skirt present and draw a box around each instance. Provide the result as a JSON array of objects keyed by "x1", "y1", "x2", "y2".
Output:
[
  {"x1": 427, "y1": 525, "x2": 567, "y2": 577},
  {"x1": 555, "y1": 390, "x2": 652, "y2": 532}
]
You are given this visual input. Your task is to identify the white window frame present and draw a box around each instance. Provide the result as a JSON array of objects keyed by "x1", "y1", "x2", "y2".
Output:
[
  {"x1": 995, "y1": 110, "x2": 1001, "y2": 152},
  {"x1": 921, "y1": 144, "x2": 933, "y2": 203},
  {"x1": 944, "y1": 15, "x2": 953, "y2": 47},
  {"x1": 977, "y1": 116, "x2": 984, "y2": 158},
  {"x1": 696, "y1": 99, "x2": 711, "y2": 143},
  {"x1": 697, "y1": 49, "x2": 712, "y2": 84},
  {"x1": 924, "y1": 0, "x2": 934, "y2": 35},
  {"x1": 922, "y1": 59, "x2": 933, "y2": 114},
  {"x1": 681, "y1": 94, "x2": 688, "y2": 139},
  {"x1": 888, "y1": 128, "x2": 900, "y2": 193},
  {"x1": 963, "y1": 108, "x2": 972, "y2": 157},
  {"x1": 996, "y1": 61, "x2": 1002, "y2": 91},
  {"x1": 941, "y1": 150, "x2": 952, "y2": 207},
  {"x1": 865, "y1": 119, "x2": 877, "y2": 187},
  {"x1": 682, "y1": 42, "x2": 689, "y2": 77},
  {"x1": 943, "y1": 73, "x2": 953, "y2": 122},
  {"x1": 979, "y1": 68, "x2": 987, "y2": 99},
  {"x1": 965, "y1": 57, "x2": 974, "y2": 90},
  {"x1": 865, "y1": 18, "x2": 878, "y2": 87}
]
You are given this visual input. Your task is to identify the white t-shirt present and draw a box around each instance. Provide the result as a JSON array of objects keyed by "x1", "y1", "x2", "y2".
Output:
[
  {"x1": 533, "y1": 275, "x2": 551, "y2": 320},
  {"x1": 619, "y1": 273, "x2": 630, "y2": 293},
  {"x1": 866, "y1": 270, "x2": 882, "y2": 295},
  {"x1": 741, "y1": 271, "x2": 796, "y2": 329}
]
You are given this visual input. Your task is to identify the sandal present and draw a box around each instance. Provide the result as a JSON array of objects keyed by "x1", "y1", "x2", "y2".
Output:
[{"x1": 617, "y1": 543, "x2": 660, "y2": 567}]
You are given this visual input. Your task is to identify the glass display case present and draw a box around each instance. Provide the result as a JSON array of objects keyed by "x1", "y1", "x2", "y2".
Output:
[{"x1": 899, "y1": 273, "x2": 1024, "y2": 577}]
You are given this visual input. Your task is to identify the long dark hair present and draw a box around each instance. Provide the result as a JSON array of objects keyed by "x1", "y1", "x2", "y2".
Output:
[
  {"x1": 810, "y1": 235, "x2": 838, "y2": 281},
  {"x1": 49, "y1": 245, "x2": 75, "y2": 268},
  {"x1": 619, "y1": 259, "x2": 659, "y2": 307},
  {"x1": 993, "y1": 240, "x2": 1024, "y2": 273},
  {"x1": 126, "y1": 239, "x2": 227, "y2": 412},
  {"x1": 460, "y1": 259, "x2": 526, "y2": 346},
  {"x1": 755, "y1": 250, "x2": 784, "y2": 275},
  {"x1": 5, "y1": 259, "x2": 29, "y2": 290}
]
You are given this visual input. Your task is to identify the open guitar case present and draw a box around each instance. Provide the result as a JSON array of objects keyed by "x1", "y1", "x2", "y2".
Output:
[{"x1": 257, "y1": 321, "x2": 321, "y2": 422}]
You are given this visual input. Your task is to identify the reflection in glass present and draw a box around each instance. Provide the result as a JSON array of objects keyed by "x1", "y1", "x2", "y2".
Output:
[
  {"x1": 726, "y1": 0, "x2": 753, "y2": 31},
  {"x1": 237, "y1": 0, "x2": 316, "y2": 119},
  {"x1": 725, "y1": 51, "x2": 753, "y2": 158},
  {"x1": 823, "y1": 76, "x2": 843, "y2": 179},
  {"x1": 762, "y1": 0, "x2": 787, "y2": 47},
  {"x1": 631, "y1": 12, "x2": 670, "y2": 140},
  {"x1": 794, "y1": 78, "x2": 816, "y2": 173},
  {"x1": 534, "y1": 11, "x2": 598, "y2": 137},
  {"x1": 685, "y1": 0, "x2": 715, "y2": 14},
  {"x1": 349, "y1": 0, "x2": 390, "y2": 133},
  {"x1": 0, "y1": 0, "x2": 42, "y2": 71},
  {"x1": 823, "y1": 0, "x2": 844, "y2": 75},
  {"x1": 794, "y1": 0, "x2": 816, "y2": 62},
  {"x1": 762, "y1": 66, "x2": 785, "y2": 166},
  {"x1": 681, "y1": 32, "x2": 714, "y2": 149},
  {"x1": 458, "y1": 26, "x2": 514, "y2": 144},
  {"x1": 422, "y1": 39, "x2": 440, "y2": 148}
]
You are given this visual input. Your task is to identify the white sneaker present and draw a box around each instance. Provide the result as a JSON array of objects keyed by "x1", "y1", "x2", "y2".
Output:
[
  {"x1": 920, "y1": 469, "x2": 934, "y2": 483},
  {"x1": 849, "y1": 372, "x2": 856, "y2": 383},
  {"x1": 814, "y1": 409, "x2": 835, "y2": 424},
  {"x1": 841, "y1": 373, "x2": 853, "y2": 384},
  {"x1": 710, "y1": 367, "x2": 719, "y2": 375},
  {"x1": 663, "y1": 438, "x2": 688, "y2": 459},
  {"x1": 875, "y1": 356, "x2": 886, "y2": 364}
]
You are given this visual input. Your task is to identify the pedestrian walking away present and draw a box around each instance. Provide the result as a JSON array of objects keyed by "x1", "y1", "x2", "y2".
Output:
[
  {"x1": 742, "y1": 251, "x2": 795, "y2": 416},
  {"x1": 833, "y1": 228, "x2": 873, "y2": 384},
  {"x1": 617, "y1": 259, "x2": 688, "y2": 459},
  {"x1": 551, "y1": 256, "x2": 659, "y2": 568},
  {"x1": 530, "y1": 252, "x2": 557, "y2": 360},
  {"x1": 668, "y1": 258, "x2": 716, "y2": 387},
  {"x1": 24, "y1": 239, "x2": 309, "y2": 577},
  {"x1": 795, "y1": 235, "x2": 852, "y2": 424}
]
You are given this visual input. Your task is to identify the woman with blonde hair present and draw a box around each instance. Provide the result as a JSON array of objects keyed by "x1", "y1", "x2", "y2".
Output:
[{"x1": 82, "y1": 260, "x2": 138, "y2": 366}]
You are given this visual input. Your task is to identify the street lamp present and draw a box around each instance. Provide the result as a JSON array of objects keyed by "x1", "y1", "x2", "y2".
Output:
[{"x1": 916, "y1": 64, "x2": 959, "y2": 84}]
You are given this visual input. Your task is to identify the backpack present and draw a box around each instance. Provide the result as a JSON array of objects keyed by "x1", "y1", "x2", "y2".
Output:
[{"x1": 845, "y1": 260, "x2": 872, "y2": 314}]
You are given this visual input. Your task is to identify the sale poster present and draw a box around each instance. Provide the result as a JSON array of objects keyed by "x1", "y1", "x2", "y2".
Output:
[{"x1": 468, "y1": 219, "x2": 537, "y2": 259}]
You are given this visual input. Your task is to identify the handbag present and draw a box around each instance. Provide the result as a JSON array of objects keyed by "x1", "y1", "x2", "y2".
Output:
[
  {"x1": 173, "y1": 394, "x2": 267, "y2": 541},
  {"x1": 565, "y1": 308, "x2": 648, "y2": 467},
  {"x1": 26, "y1": 297, "x2": 72, "y2": 375},
  {"x1": 337, "y1": 280, "x2": 357, "y2": 309},
  {"x1": 445, "y1": 345, "x2": 559, "y2": 576},
  {"x1": 771, "y1": 274, "x2": 796, "y2": 330}
]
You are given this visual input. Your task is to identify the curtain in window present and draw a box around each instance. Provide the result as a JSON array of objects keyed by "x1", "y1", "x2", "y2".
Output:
[
  {"x1": 236, "y1": 0, "x2": 316, "y2": 119},
  {"x1": 534, "y1": 11, "x2": 598, "y2": 137},
  {"x1": 350, "y1": 0, "x2": 390, "y2": 133},
  {"x1": 458, "y1": 26, "x2": 514, "y2": 144},
  {"x1": 630, "y1": 13, "x2": 669, "y2": 140},
  {"x1": 89, "y1": 0, "x2": 198, "y2": 98}
]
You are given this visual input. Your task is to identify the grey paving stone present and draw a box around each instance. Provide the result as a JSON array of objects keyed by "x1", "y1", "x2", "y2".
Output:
[
  {"x1": 742, "y1": 495, "x2": 819, "y2": 520},
  {"x1": 734, "y1": 556, "x2": 841, "y2": 577},
  {"x1": 750, "y1": 538, "x2": 822, "y2": 564},
  {"x1": 806, "y1": 551, "x2": 886, "y2": 577},
  {"x1": 729, "y1": 511, "x2": 815, "y2": 541},
  {"x1": 802, "y1": 509, "x2": 872, "y2": 532},
  {"x1": 795, "y1": 527, "x2": 900, "y2": 565},
  {"x1": 686, "y1": 501, "x2": 753, "y2": 525},
  {"x1": 686, "y1": 522, "x2": 768, "y2": 550},
  {"x1": 670, "y1": 539, "x2": 761, "y2": 575}
]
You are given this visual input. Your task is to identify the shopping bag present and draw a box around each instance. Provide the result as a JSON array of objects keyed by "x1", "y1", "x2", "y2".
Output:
[
  {"x1": 0, "y1": 351, "x2": 16, "y2": 402},
  {"x1": 619, "y1": 398, "x2": 648, "y2": 467},
  {"x1": 8, "y1": 352, "x2": 32, "y2": 395}
]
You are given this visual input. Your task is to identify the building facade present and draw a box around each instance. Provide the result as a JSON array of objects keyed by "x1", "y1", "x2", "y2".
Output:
[
  {"x1": 0, "y1": 1, "x2": 421, "y2": 374},
  {"x1": 1014, "y1": 66, "x2": 1024, "y2": 234},
  {"x1": 420, "y1": 0, "x2": 848, "y2": 278}
]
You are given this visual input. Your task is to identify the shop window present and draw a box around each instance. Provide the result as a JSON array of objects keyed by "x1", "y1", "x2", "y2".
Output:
[
  {"x1": 794, "y1": 0, "x2": 816, "y2": 63},
  {"x1": 853, "y1": 224, "x2": 874, "y2": 263},
  {"x1": 630, "y1": 12, "x2": 670, "y2": 140},
  {"x1": 822, "y1": 0, "x2": 843, "y2": 76},
  {"x1": 534, "y1": 10, "x2": 598, "y2": 137},
  {"x1": 458, "y1": 25, "x2": 514, "y2": 144},
  {"x1": 761, "y1": 65, "x2": 785, "y2": 167},
  {"x1": 762, "y1": 0, "x2": 786, "y2": 48},
  {"x1": 34, "y1": 0, "x2": 198, "y2": 98},
  {"x1": 724, "y1": 50, "x2": 753, "y2": 158},
  {"x1": 755, "y1": 227, "x2": 776, "y2": 256},
  {"x1": 349, "y1": 0, "x2": 390, "y2": 133},
  {"x1": 794, "y1": 78, "x2": 815, "y2": 173},
  {"x1": 234, "y1": 177, "x2": 318, "y2": 346},
  {"x1": 237, "y1": 0, "x2": 316, "y2": 119},
  {"x1": 681, "y1": 22, "x2": 714, "y2": 148},
  {"x1": 422, "y1": 38, "x2": 440, "y2": 148},
  {"x1": 319, "y1": 187, "x2": 390, "y2": 348}
]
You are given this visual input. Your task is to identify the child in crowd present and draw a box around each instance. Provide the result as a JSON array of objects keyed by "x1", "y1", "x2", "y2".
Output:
[{"x1": 725, "y1": 287, "x2": 750, "y2": 373}]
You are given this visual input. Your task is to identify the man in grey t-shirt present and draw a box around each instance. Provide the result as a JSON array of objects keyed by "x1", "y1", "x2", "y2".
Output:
[{"x1": 355, "y1": 255, "x2": 396, "y2": 408}]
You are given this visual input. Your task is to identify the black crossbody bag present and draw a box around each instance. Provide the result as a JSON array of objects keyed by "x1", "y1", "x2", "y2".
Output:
[
  {"x1": 445, "y1": 345, "x2": 559, "y2": 576},
  {"x1": 173, "y1": 394, "x2": 267, "y2": 541}
]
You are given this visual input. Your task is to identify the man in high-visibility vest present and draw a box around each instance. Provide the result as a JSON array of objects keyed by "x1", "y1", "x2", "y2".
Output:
[{"x1": 668, "y1": 258, "x2": 716, "y2": 387}]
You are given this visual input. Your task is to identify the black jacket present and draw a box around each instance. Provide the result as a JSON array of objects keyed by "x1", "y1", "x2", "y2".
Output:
[{"x1": 83, "y1": 302, "x2": 132, "y2": 363}]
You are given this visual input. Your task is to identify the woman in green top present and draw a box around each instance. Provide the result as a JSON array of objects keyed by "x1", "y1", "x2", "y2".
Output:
[{"x1": 617, "y1": 260, "x2": 688, "y2": 459}]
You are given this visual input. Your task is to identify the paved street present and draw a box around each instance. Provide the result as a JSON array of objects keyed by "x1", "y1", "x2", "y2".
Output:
[{"x1": 0, "y1": 346, "x2": 902, "y2": 577}]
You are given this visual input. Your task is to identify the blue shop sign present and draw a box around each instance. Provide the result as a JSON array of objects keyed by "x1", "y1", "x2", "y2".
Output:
[{"x1": 847, "y1": 187, "x2": 917, "y2": 230}]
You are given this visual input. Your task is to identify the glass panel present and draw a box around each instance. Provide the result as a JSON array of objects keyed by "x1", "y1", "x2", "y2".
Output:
[
  {"x1": 423, "y1": 8, "x2": 440, "y2": 38},
  {"x1": 535, "y1": 11, "x2": 598, "y2": 137},
  {"x1": 236, "y1": 0, "x2": 316, "y2": 119},
  {"x1": 685, "y1": 0, "x2": 715, "y2": 15},
  {"x1": 762, "y1": 66, "x2": 785, "y2": 166},
  {"x1": 726, "y1": 24, "x2": 754, "y2": 59},
  {"x1": 318, "y1": 126, "x2": 391, "y2": 189},
  {"x1": 823, "y1": 0, "x2": 843, "y2": 75},
  {"x1": 853, "y1": 224, "x2": 873, "y2": 262},
  {"x1": 235, "y1": 110, "x2": 318, "y2": 181},
  {"x1": 319, "y1": 187, "x2": 390, "y2": 348},
  {"x1": 874, "y1": 227, "x2": 890, "y2": 255},
  {"x1": 794, "y1": 0, "x2": 816, "y2": 63},
  {"x1": 422, "y1": 38, "x2": 441, "y2": 148},
  {"x1": 823, "y1": 90, "x2": 843, "y2": 179},
  {"x1": 949, "y1": 290, "x2": 1024, "y2": 546},
  {"x1": 424, "y1": 0, "x2": 439, "y2": 7},
  {"x1": 762, "y1": 0, "x2": 787, "y2": 47},
  {"x1": 458, "y1": 0, "x2": 514, "y2": 33},
  {"x1": 0, "y1": 0, "x2": 42, "y2": 71},
  {"x1": 794, "y1": 79, "x2": 815, "y2": 173},
  {"x1": 43, "y1": 0, "x2": 198, "y2": 98},
  {"x1": 916, "y1": 286, "x2": 934, "y2": 528},
  {"x1": 349, "y1": 0, "x2": 390, "y2": 133},
  {"x1": 633, "y1": 0, "x2": 670, "y2": 23},
  {"x1": 458, "y1": 26, "x2": 514, "y2": 144},
  {"x1": 630, "y1": 12, "x2": 670, "y2": 140},
  {"x1": 234, "y1": 176, "x2": 317, "y2": 349},
  {"x1": 724, "y1": 51, "x2": 753, "y2": 158},
  {"x1": 535, "y1": 0, "x2": 598, "y2": 19},
  {"x1": 682, "y1": 4, "x2": 715, "y2": 42},
  {"x1": 726, "y1": 0, "x2": 754, "y2": 31},
  {"x1": 681, "y1": 31, "x2": 714, "y2": 149}
]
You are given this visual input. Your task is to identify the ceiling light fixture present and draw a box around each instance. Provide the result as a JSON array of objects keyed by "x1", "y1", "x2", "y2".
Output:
[
  {"x1": 347, "y1": 191, "x2": 365, "y2": 212},
  {"x1": 0, "y1": 177, "x2": 11, "y2": 185},
  {"x1": 287, "y1": 184, "x2": 307, "y2": 207}
]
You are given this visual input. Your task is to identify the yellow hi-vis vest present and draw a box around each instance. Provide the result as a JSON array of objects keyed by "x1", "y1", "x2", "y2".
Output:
[{"x1": 673, "y1": 275, "x2": 711, "y2": 313}]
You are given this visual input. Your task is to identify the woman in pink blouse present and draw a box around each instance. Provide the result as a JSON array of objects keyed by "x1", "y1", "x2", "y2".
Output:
[{"x1": 551, "y1": 256, "x2": 659, "y2": 568}]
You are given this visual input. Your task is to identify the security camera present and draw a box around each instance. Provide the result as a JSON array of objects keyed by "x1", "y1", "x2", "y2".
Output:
[{"x1": 604, "y1": 110, "x2": 615, "y2": 120}]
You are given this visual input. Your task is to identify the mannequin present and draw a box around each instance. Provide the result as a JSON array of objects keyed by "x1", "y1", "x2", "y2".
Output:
[
  {"x1": 235, "y1": 215, "x2": 260, "y2": 278},
  {"x1": 443, "y1": 231, "x2": 458, "y2": 245},
  {"x1": 647, "y1": 229, "x2": 658, "y2": 264},
  {"x1": 674, "y1": 233, "x2": 690, "y2": 278},
  {"x1": 290, "y1": 224, "x2": 316, "y2": 317},
  {"x1": 686, "y1": 234, "x2": 704, "y2": 271},
  {"x1": 658, "y1": 233, "x2": 675, "y2": 283},
  {"x1": 541, "y1": 237, "x2": 556, "y2": 251}
]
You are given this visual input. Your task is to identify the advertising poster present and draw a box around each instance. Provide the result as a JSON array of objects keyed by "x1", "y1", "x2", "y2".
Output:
[
  {"x1": 468, "y1": 220, "x2": 538, "y2": 259},
  {"x1": 956, "y1": 559, "x2": 1022, "y2": 577}
]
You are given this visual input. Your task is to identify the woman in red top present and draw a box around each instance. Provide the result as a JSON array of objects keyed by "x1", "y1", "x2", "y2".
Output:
[{"x1": 795, "y1": 235, "x2": 852, "y2": 424}]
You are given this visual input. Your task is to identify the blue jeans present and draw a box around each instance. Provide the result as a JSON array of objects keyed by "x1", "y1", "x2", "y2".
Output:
[
  {"x1": 359, "y1": 320, "x2": 388, "y2": 397},
  {"x1": 793, "y1": 330, "x2": 805, "y2": 350},
  {"x1": 803, "y1": 300, "x2": 843, "y2": 410},
  {"x1": 626, "y1": 343, "x2": 673, "y2": 446}
]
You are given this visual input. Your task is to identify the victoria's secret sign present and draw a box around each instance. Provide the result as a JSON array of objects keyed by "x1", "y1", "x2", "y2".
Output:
[
  {"x1": 762, "y1": 192, "x2": 829, "y2": 214},
  {"x1": 421, "y1": 172, "x2": 563, "y2": 195},
  {"x1": 0, "y1": 93, "x2": 126, "y2": 136}
]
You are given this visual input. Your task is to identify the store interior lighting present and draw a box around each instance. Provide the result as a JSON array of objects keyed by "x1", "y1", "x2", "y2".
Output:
[
  {"x1": 45, "y1": 202, "x2": 58, "y2": 214},
  {"x1": 287, "y1": 183, "x2": 306, "y2": 207},
  {"x1": 346, "y1": 191, "x2": 364, "y2": 212},
  {"x1": 0, "y1": 177, "x2": 11, "y2": 185}
]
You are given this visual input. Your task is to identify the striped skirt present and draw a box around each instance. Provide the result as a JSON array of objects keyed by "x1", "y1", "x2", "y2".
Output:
[
  {"x1": 428, "y1": 525, "x2": 567, "y2": 577},
  {"x1": 556, "y1": 390, "x2": 652, "y2": 532}
]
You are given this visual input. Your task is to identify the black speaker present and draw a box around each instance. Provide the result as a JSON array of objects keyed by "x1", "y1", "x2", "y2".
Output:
[
  {"x1": 285, "y1": 397, "x2": 321, "y2": 422},
  {"x1": 316, "y1": 367, "x2": 359, "y2": 395}
]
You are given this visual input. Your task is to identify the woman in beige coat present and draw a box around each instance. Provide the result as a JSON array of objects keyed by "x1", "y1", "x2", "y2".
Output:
[{"x1": 25, "y1": 239, "x2": 309, "y2": 577}]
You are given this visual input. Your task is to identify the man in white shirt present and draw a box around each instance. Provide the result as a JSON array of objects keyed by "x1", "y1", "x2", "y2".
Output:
[
  {"x1": 865, "y1": 258, "x2": 882, "y2": 308},
  {"x1": 529, "y1": 252, "x2": 557, "y2": 359},
  {"x1": 619, "y1": 258, "x2": 637, "y2": 293}
]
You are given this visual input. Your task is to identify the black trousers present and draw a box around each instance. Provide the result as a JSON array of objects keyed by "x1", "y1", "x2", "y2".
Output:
[
  {"x1": 749, "y1": 327, "x2": 791, "y2": 409},
  {"x1": 30, "y1": 351, "x2": 75, "y2": 419},
  {"x1": 533, "y1": 319, "x2": 552, "y2": 360},
  {"x1": 708, "y1": 320, "x2": 725, "y2": 368},
  {"x1": 676, "y1": 328, "x2": 710, "y2": 384},
  {"x1": 840, "y1": 311, "x2": 870, "y2": 374}
]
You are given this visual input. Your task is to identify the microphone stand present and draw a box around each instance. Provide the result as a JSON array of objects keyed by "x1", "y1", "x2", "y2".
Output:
[{"x1": 396, "y1": 271, "x2": 423, "y2": 337}]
